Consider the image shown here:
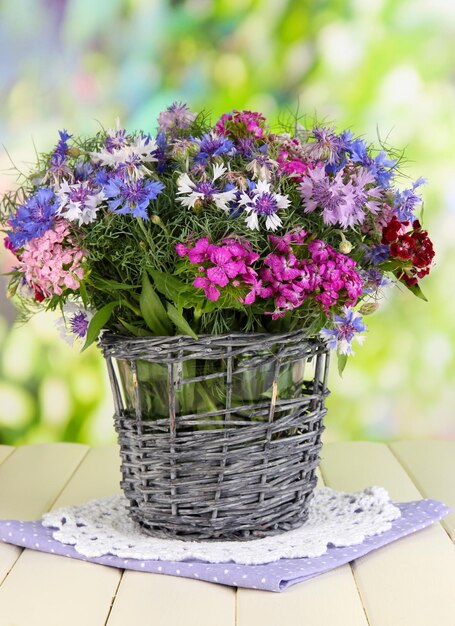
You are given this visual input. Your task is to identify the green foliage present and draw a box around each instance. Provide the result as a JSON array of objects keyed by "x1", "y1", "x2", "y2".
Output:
[{"x1": 140, "y1": 272, "x2": 172, "y2": 336}]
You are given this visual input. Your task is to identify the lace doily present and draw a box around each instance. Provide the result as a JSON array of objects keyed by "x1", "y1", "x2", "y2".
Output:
[{"x1": 42, "y1": 487, "x2": 400, "y2": 565}]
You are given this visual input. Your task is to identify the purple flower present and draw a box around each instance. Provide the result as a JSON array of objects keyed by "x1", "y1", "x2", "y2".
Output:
[
  {"x1": 158, "y1": 102, "x2": 196, "y2": 133},
  {"x1": 105, "y1": 126, "x2": 128, "y2": 152},
  {"x1": 52, "y1": 130, "x2": 72, "y2": 160},
  {"x1": 74, "y1": 160, "x2": 94, "y2": 182},
  {"x1": 48, "y1": 130, "x2": 73, "y2": 181},
  {"x1": 238, "y1": 179, "x2": 290, "y2": 231},
  {"x1": 154, "y1": 131, "x2": 169, "y2": 174},
  {"x1": 300, "y1": 166, "x2": 356, "y2": 226},
  {"x1": 103, "y1": 176, "x2": 164, "y2": 219},
  {"x1": 321, "y1": 307, "x2": 367, "y2": 355},
  {"x1": 361, "y1": 268, "x2": 391, "y2": 293},
  {"x1": 70, "y1": 311, "x2": 90, "y2": 338},
  {"x1": 311, "y1": 126, "x2": 349, "y2": 165},
  {"x1": 341, "y1": 136, "x2": 396, "y2": 188},
  {"x1": 363, "y1": 244, "x2": 390, "y2": 265},
  {"x1": 299, "y1": 165, "x2": 381, "y2": 229},
  {"x1": 8, "y1": 187, "x2": 58, "y2": 248},
  {"x1": 394, "y1": 177, "x2": 426, "y2": 221},
  {"x1": 195, "y1": 132, "x2": 234, "y2": 162}
]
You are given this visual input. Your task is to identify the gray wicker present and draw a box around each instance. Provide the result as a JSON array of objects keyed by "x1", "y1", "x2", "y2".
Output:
[{"x1": 100, "y1": 330, "x2": 330, "y2": 541}]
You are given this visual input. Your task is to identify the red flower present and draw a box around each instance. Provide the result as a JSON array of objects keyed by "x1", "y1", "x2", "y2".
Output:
[{"x1": 382, "y1": 217, "x2": 435, "y2": 286}]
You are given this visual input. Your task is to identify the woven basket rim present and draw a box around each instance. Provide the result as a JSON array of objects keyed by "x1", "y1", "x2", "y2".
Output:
[{"x1": 99, "y1": 329, "x2": 327, "y2": 347}]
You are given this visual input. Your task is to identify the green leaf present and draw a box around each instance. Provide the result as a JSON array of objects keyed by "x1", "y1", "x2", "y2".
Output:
[
  {"x1": 79, "y1": 281, "x2": 88, "y2": 308},
  {"x1": 148, "y1": 269, "x2": 192, "y2": 303},
  {"x1": 82, "y1": 302, "x2": 118, "y2": 351},
  {"x1": 119, "y1": 319, "x2": 150, "y2": 337},
  {"x1": 337, "y1": 353, "x2": 348, "y2": 376},
  {"x1": 140, "y1": 272, "x2": 172, "y2": 336},
  {"x1": 403, "y1": 281, "x2": 428, "y2": 302},
  {"x1": 166, "y1": 303, "x2": 198, "y2": 339},
  {"x1": 90, "y1": 276, "x2": 140, "y2": 291}
]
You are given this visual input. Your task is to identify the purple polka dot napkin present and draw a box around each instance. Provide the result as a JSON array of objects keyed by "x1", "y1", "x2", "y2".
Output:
[{"x1": 0, "y1": 499, "x2": 449, "y2": 592}]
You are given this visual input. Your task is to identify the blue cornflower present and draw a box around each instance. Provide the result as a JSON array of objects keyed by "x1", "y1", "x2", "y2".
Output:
[
  {"x1": 195, "y1": 132, "x2": 234, "y2": 163},
  {"x1": 361, "y1": 268, "x2": 391, "y2": 294},
  {"x1": 103, "y1": 176, "x2": 164, "y2": 219},
  {"x1": 321, "y1": 307, "x2": 367, "y2": 355},
  {"x1": 372, "y1": 152, "x2": 397, "y2": 188},
  {"x1": 74, "y1": 160, "x2": 94, "y2": 182},
  {"x1": 52, "y1": 129, "x2": 72, "y2": 160},
  {"x1": 8, "y1": 187, "x2": 58, "y2": 248},
  {"x1": 345, "y1": 138, "x2": 397, "y2": 188},
  {"x1": 363, "y1": 244, "x2": 390, "y2": 265},
  {"x1": 394, "y1": 177, "x2": 426, "y2": 221},
  {"x1": 48, "y1": 130, "x2": 73, "y2": 181},
  {"x1": 155, "y1": 131, "x2": 169, "y2": 174}
]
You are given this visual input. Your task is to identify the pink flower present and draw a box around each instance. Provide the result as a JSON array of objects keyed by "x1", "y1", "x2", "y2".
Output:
[
  {"x1": 277, "y1": 151, "x2": 310, "y2": 181},
  {"x1": 206, "y1": 247, "x2": 246, "y2": 287},
  {"x1": 19, "y1": 221, "x2": 85, "y2": 297},
  {"x1": 215, "y1": 110, "x2": 267, "y2": 140},
  {"x1": 242, "y1": 279, "x2": 263, "y2": 305},
  {"x1": 177, "y1": 236, "x2": 262, "y2": 304},
  {"x1": 193, "y1": 276, "x2": 220, "y2": 301}
]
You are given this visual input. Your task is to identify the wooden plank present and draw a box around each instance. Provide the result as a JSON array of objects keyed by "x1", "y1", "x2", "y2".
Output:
[
  {"x1": 0, "y1": 550, "x2": 120, "y2": 626},
  {"x1": 237, "y1": 565, "x2": 368, "y2": 626},
  {"x1": 390, "y1": 440, "x2": 455, "y2": 541},
  {"x1": 237, "y1": 465, "x2": 369, "y2": 626},
  {"x1": 52, "y1": 444, "x2": 122, "y2": 508},
  {"x1": 320, "y1": 441, "x2": 455, "y2": 626},
  {"x1": 0, "y1": 442, "x2": 89, "y2": 520},
  {"x1": 0, "y1": 443, "x2": 89, "y2": 586},
  {"x1": 0, "y1": 444, "x2": 122, "y2": 626},
  {"x1": 106, "y1": 572, "x2": 236, "y2": 626}
]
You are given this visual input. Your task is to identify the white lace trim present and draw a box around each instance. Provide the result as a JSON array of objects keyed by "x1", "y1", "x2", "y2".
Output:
[{"x1": 42, "y1": 487, "x2": 400, "y2": 565}]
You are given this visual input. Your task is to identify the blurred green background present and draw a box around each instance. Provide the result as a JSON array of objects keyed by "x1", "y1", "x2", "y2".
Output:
[{"x1": 1, "y1": 0, "x2": 454, "y2": 446}]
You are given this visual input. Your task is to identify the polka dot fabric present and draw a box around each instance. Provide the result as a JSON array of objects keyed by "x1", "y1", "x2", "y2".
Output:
[{"x1": 0, "y1": 499, "x2": 449, "y2": 592}]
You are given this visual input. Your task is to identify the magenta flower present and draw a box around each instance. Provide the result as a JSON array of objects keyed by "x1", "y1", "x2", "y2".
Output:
[
  {"x1": 176, "y1": 237, "x2": 211, "y2": 263},
  {"x1": 177, "y1": 236, "x2": 260, "y2": 304},
  {"x1": 259, "y1": 233, "x2": 363, "y2": 318},
  {"x1": 193, "y1": 276, "x2": 221, "y2": 301},
  {"x1": 277, "y1": 151, "x2": 310, "y2": 181},
  {"x1": 215, "y1": 110, "x2": 267, "y2": 140},
  {"x1": 206, "y1": 247, "x2": 246, "y2": 287}
]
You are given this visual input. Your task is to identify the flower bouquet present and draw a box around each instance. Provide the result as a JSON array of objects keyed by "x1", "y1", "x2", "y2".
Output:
[{"x1": 1, "y1": 103, "x2": 435, "y2": 539}]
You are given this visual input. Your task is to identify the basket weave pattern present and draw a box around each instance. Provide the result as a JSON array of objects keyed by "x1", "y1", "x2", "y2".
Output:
[{"x1": 101, "y1": 331, "x2": 330, "y2": 541}]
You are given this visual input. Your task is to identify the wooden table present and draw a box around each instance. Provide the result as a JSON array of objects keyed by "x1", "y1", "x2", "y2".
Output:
[{"x1": 0, "y1": 440, "x2": 454, "y2": 626}]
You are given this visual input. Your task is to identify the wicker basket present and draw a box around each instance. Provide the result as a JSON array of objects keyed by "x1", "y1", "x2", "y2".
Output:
[{"x1": 100, "y1": 331, "x2": 330, "y2": 541}]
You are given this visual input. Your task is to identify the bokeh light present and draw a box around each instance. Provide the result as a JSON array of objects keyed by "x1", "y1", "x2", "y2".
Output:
[{"x1": 1, "y1": 0, "x2": 454, "y2": 444}]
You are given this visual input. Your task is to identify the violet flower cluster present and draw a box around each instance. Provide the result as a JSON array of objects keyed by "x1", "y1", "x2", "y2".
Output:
[{"x1": 1, "y1": 103, "x2": 434, "y2": 359}]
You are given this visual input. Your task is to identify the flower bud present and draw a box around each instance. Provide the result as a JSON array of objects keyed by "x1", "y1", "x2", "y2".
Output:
[
  {"x1": 151, "y1": 214, "x2": 162, "y2": 225},
  {"x1": 339, "y1": 239, "x2": 353, "y2": 254},
  {"x1": 67, "y1": 147, "x2": 83, "y2": 158},
  {"x1": 338, "y1": 232, "x2": 354, "y2": 254},
  {"x1": 359, "y1": 302, "x2": 379, "y2": 315}
]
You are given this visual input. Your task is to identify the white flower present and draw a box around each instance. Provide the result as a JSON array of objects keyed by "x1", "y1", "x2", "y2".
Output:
[
  {"x1": 57, "y1": 180, "x2": 105, "y2": 226},
  {"x1": 238, "y1": 179, "x2": 290, "y2": 231},
  {"x1": 56, "y1": 303, "x2": 95, "y2": 346},
  {"x1": 91, "y1": 133, "x2": 158, "y2": 176},
  {"x1": 177, "y1": 164, "x2": 237, "y2": 212},
  {"x1": 246, "y1": 156, "x2": 277, "y2": 181}
]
